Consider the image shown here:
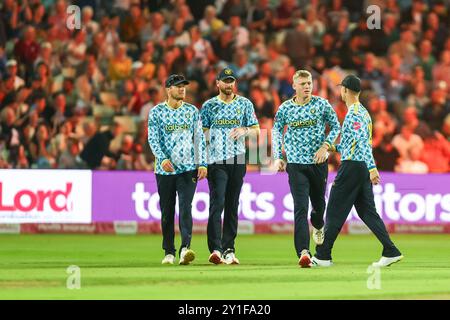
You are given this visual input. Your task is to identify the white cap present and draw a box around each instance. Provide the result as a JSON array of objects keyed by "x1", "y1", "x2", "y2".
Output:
[
  {"x1": 132, "y1": 61, "x2": 144, "y2": 69},
  {"x1": 6, "y1": 59, "x2": 17, "y2": 67},
  {"x1": 41, "y1": 42, "x2": 52, "y2": 49}
]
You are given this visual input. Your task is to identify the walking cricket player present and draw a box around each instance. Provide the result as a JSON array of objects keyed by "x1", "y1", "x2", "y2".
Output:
[
  {"x1": 312, "y1": 75, "x2": 403, "y2": 267},
  {"x1": 148, "y1": 74, "x2": 208, "y2": 265},
  {"x1": 200, "y1": 68, "x2": 260, "y2": 265},
  {"x1": 272, "y1": 69, "x2": 341, "y2": 268}
]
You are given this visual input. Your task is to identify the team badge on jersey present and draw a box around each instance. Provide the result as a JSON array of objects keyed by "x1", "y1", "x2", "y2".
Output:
[
  {"x1": 353, "y1": 122, "x2": 361, "y2": 131},
  {"x1": 310, "y1": 108, "x2": 316, "y2": 114}
]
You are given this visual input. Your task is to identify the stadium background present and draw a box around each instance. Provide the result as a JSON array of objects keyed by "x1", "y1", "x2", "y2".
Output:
[{"x1": 0, "y1": 0, "x2": 449, "y2": 300}]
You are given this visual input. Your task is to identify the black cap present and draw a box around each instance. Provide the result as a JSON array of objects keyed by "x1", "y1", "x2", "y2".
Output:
[
  {"x1": 165, "y1": 74, "x2": 189, "y2": 88},
  {"x1": 339, "y1": 75, "x2": 361, "y2": 92},
  {"x1": 217, "y1": 68, "x2": 236, "y2": 81}
]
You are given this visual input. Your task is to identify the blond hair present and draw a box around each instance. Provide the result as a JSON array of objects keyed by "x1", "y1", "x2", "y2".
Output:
[{"x1": 293, "y1": 70, "x2": 312, "y2": 83}]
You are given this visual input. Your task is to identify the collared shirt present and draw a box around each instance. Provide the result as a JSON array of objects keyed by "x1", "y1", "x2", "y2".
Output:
[
  {"x1": 148, "y1": 101, "x2": 207, "y2": 175},
  {"x1": 200, "y1": 95, "x2": 259, "y2": 164},
  {"x1": 272, "y1": 95, "x2": 340, "y2": 164},
  {"x1": 334, "y1": 102, "x2": 377, "y2": 171}
]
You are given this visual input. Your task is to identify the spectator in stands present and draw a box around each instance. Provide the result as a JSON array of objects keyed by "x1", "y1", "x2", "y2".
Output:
[
  {"x1": 283, "y1": 19, "x2": 313, "y2": 68},
  {"x1": 432, "y1": 50, "x2": 450, "y2": 93},
  {"x1": 115, "y1": 133, "x2": 135, "y2": 170},
  {"x1": 140, "y1": 12, "x2": 168, "y2": 46},
  {"x1": 422, "y1": 84, "x2": 450, "y2": 131},
  {"x1": 373, "y1": 132, "x2": 400, "y2": 172},
  {"x1": 14, "y1": 25, "x2": 40, "y2": 75},
  {"x1": 58, "y1": 137, "x2": 83, "y2": 169},
  {"x1": 199, "y1": 5, "x2": 224, "y2": 37},
  {"x1": 247, "y1": 0, "x2": 273, "y2": 33},
  {"x1": 389, "y1": 29, "x2": 417, "y2": 70},
  {"x1": 108, "y1": 43, "x2": 132, "y2": 81},
  {"x1": 420, "y1": 131, "x2": 450, "y2": 173},
  {"x1": 120, "y1": 4, "x2": 146, "y2": 46},
  {"x1": 0, "y1": 106, "x2": 22, "y2": 166},
  {"x1": 29, "y1": 122, "x2": 55, "y2": 169},
  {"x1": 402, "y1": 106, "x2": 431, "y2": 138},
  {"x1": 80, "y1": 121, "x2": 122, "y2": 169},
  {"x1": 220, "y1": 0, "x2": 247, "y2": 23},
  {"x1": 418, "y1": 39, "x2": 436, "y2": 81},
  {"x1": 82, "y1": 6, "x2": 100, "y2": 37},
  {"x1": 392, "y1": 125, "x2": 424, "y2": 161},
  {"x1": 6, "y1": 59, "x2": 24, "y2": 90},
  {"x1": 395, "y1": 146, "x2": 429, "y2": 174}
]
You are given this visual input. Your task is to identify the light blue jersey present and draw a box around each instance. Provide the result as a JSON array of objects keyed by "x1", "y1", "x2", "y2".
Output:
[
  {"x1": 148, "y1": 102, "x2": 207, "y2": 175},
  {"x1": 272, "y1": 95, "x2": 340, "y2": 164},
  {"x1": 332, "y1": 102, "x2": 377, "y2": 171},
  {"x1": 200, "y1": 95, "x2": 259, "y2": 164}
]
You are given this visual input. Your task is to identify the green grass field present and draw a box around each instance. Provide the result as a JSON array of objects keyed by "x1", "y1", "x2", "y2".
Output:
[{"x1": 0, "y1": 234, "x2": 449, "y2": 300}]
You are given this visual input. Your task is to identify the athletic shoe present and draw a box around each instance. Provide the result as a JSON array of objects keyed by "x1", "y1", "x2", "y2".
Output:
[
  {"x1": 224, "y1": 251, "x2": 240, "y2": 265},
  {"x1": 311, "y1": 256, "x2": 333, "y2": 267},
  {"x1": 161, "y1": 254, "x2": 175, "y2": 265},
  {"x1": 312, "y1": 226, "x2": 324, "y2": 245},
  {"x1": 179, "y1": 248, "x2": 195, "y2": 265},
  {"x1": 298, "y1": 249, "x2": 312, "y2": 268},
  {"x1": 372, "y1": 255, "x2": 403, "y2": 268},
  {"x1": 208, "y1": 250, "x2": 223, "y2": 265}
]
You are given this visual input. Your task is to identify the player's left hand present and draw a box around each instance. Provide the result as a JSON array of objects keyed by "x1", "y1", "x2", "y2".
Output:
[
  {"x1": 197, "y1": 167, "x2": 208, "y2": 180},
  {"x1": 229, "y1": 127, "x2": 248, "y2": 140},
  {"x1": 370, "y1": 168, "x2": 380, "y2": 185},
  {"x1": 314, "y1": 145, "x2": 329, "y2": 164}
]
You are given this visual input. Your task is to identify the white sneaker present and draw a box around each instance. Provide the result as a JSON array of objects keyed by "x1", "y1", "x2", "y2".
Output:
[
  {"x1": 311, "y1": 256, "x2": 333, "y2": 267},
  {"x1": 224, "y1": 251, "x2": 240, "y2": 265},
  {"x1": 161, "y1": 254, "x2": 175, "y2": 265},
  {"x1": 372, "y1": 255, "x2": 403, "y2": 268},
  {"x1": 208, "y1": 250, "x2": 223, "y2": 265},
  {"x1": 298, "y1": 249, "x2": 312, "y2": 268},
  {"x1": 312, "y1": 226, "x2": 324, "y2": 245},
  {"x1": 179, "y1": 248, "x2": 195, "y2": 265}
]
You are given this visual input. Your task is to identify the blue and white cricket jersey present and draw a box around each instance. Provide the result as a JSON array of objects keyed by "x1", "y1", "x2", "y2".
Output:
[
  {"x1": 272, "y1": 95, "x2": 340, "y2": 164},
  {"x1": 148, "y1": 102, "x2": 207, "y2": 175},
  {"x1": 200, "y1": 95, "x2": 259, "y2": 164},
  {"x1": 332, "y1": 102, "x2": 377, "y2": 171}
]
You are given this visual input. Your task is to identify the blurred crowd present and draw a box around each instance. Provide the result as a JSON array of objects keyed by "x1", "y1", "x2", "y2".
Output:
[{"x1": 0, "y1": 0, "x2": 449, "y2": 173}]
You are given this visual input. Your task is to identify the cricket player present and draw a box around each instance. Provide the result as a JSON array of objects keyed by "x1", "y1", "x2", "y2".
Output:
[
  {"x1": 201, "y1": 68, "x2": 260, "y2": 265},
  {"x1": 148, "y1": 74, "x2": 208, "y2": 265},
  {"x1": 312, "y1": 75, "x2": 403, "y2": 267},
  {"x1": 272, "y1": 69, "x2": 341, "y2": 268}
]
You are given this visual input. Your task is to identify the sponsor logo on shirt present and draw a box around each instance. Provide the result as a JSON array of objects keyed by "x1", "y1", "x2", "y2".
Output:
[
  {"x1": 289, "y1": 119, "x2": 318, "y2": 128},
  {"x1": 353, "y1": 122, "x2": 361, "y2": 131},
  {"x1": 165, "y1": 123, "x2": 190, "y2": 132},
  {"x1": 212, "y1": 118, "x2": 240, "y2": 127}
]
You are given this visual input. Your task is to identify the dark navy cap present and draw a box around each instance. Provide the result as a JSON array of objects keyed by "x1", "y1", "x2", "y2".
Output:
[
  {"x1": 339, "y1": 75, "x2": 361, "y2": 92},
  {"x1": 165, "y1": 74, "x2": 189, "y2": 88},
  {"x1": 217, "y1": 68, "x2": 236, "y2": 81}
]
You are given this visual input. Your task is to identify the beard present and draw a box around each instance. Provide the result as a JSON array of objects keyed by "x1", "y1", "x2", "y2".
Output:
[{"x1": 219, "y1": 87, "x2": 233, "y2": 96}]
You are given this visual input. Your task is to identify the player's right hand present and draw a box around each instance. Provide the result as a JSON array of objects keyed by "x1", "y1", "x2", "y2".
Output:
[
  {"x1": 274, "y1": 159, "x2": 286, "y2": 172},
  {"x1": 161, "y1": 159, "x2": 175, "y2": 172},
  {"x1": 370, "y1": 168, "x2": 380, "y2": 185}
]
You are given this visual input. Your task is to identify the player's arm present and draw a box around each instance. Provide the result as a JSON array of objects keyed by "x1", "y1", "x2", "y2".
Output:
[
  {"x1": 229, "y1": 100, "x2": 260, "y2": 140},
  {"x1": 323, "y1": 100, "x2": 341, "y2": 149},
  {"x1": 315, "y1": 100, "x2": 341, "y2": 163},
  {"x1": 193, "y1": 110, "x2": 208, "y2": 180},
  {"x1": 363, "y1": 115, "x2": 379, "y2": 184},
  {"x1": 349, "y1": 112, "x2": 379, "y2": 178},
  {"x1": 148, "y1": 109, "x2": 173, "y2": 172},
  {"x1": 200, "y1": 103, "x2": 210, "y2": 140},
  {"x1": 272, "y1": 105, "x2": 286, "y2": 171}
]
